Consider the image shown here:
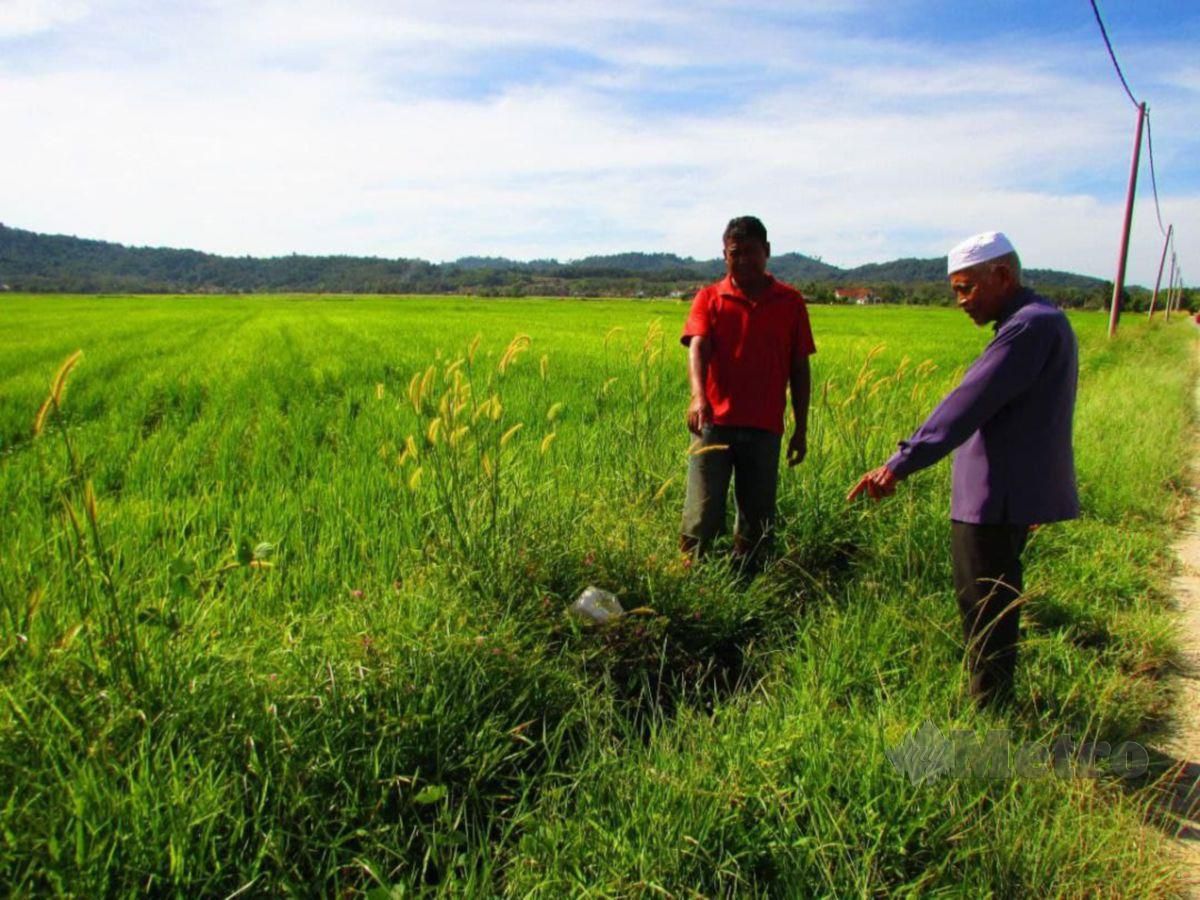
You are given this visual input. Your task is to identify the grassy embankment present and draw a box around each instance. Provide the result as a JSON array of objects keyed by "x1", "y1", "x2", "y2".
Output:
[{"x1": 0, "y1": 293, "x2": 1196, "y2": 895}]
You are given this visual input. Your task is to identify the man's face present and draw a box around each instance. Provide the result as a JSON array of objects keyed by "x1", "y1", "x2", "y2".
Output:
[
  {"x1": 949, "y1": 263, "x2": 1013, "y2": 325},
  {"x1": 724, "y1": 236, "x2": 770, "y2": 288}
]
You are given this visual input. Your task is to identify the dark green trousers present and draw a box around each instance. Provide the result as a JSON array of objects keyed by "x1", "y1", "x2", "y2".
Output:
[
  {"x1": 680, "y1": 425, "x2": 781, "y2": 564},
  {"x1": 951, "y1": 521, "x2": 1030, "y2": 708}
]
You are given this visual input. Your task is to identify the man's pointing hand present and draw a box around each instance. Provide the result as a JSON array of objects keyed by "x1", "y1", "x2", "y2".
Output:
[{"x1": 847, "y1": 465, "x2": 898, "y2": 502}]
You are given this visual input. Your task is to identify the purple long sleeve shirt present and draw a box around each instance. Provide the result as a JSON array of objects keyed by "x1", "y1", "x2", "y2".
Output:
[{"x1": 885, "y1": 288, "x2": 1080, "y2": 525}]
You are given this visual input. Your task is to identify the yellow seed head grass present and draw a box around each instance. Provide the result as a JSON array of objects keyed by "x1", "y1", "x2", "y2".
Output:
[
  {"x1": 546, "y1": 402, "x2": 564, "y2": 423},
  {"x1": 843, "y1": 342, "x2": 888, "y2": 404},
  {"x1": 33, "y1": 397, "x2": 53, "y2": 437},
  {"x1": 642, "y1": 319, "x2": 664, "y2": 349},
  {"x1": 33, "y1": 349, "x2": 83, "y2": 436},
  {"x1": 51, "y1": 350, "x2": 83, "y2": 406},
  {"x1": 688, "y1": 442, "x2": 730, "y2": 456},
  {"x1": 539, "y1": 432, "x2": 556, "y2": 455},
  {"x1": 409, "y1": 364, "x2": 438, "y2": 415},
  {"x1": 397, "y1": 434, "x2": 418, "y2": 466},
  {"x1": 500, "y1": 423, "x2": 524, "y2": 447},
  {"x1": 539, "y1": 355, "x2": 549, "y2": 381},
  {"x1": 405, "y1": 434, "x2": 418, "y2": 458},
  {"x1": 407, "y1": 371, "x2": 422, "y2": 413},
  {"x1": 498, "y1": 334, "x2": 532, "y2": 374},
  {"x1": 375, "y1": 383, "x2": 385, "y2": 400},
  {"x1": 54, "y1": 623, "x2": 83, "y2": 652},
  {"x1": 26, "y1": 586, "x2": 44, "y2": 623},
  {"x1": 426, "y1": 417, "x2": 442, "y2": 445},
  {"x1": 651, "y1": 475, "x2": 676, "y2": 502},
  {"x1": 83, "y1": 481, "x2": 99, "y2": 525},
  {"x1": 473, "y1": 395, "x2": 499, "y2": 423},
  {"x1": 419, "y1": 365, "x2": 437, "y2": 406}
]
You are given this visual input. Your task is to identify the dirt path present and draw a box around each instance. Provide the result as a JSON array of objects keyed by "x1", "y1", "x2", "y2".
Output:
[{"x1": 1157, "y1": 332, "x2": 1200, "y2": 891}]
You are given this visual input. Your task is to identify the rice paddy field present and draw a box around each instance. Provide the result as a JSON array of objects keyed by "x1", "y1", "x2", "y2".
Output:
[{"x1": 0, "y1": 292, "x2": 1197, "y2": 896}]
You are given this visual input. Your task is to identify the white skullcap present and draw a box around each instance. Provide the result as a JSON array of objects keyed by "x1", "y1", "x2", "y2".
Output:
[{"x1": 947, "y1": 231, "x2": 1016, "y2": 275}]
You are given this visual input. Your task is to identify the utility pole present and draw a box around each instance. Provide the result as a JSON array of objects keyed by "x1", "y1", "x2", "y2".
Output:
[
  {"x1": 1108, "y1": 102, "x2": 1146, "y2": 338},
  {"x1": 1166, "y1": 254, "x2": 1177, "y2": 321},
  {"x1": 1148, "y1": 224, "x2": 1172, "y2": 318}
]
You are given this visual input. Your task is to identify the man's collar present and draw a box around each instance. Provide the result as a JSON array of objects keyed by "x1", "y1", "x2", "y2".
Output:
[
  {"x1": 719, "y1": 273, "x2": 777, "y2": 301},
  {"x1": 993, "y1": 286, "x2": 1033, "y2": 331}
]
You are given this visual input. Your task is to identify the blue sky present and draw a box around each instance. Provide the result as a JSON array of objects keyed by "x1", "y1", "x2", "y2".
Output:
[{"x1": 1, "y1": 0, "x2": 1197, "y2": 284}]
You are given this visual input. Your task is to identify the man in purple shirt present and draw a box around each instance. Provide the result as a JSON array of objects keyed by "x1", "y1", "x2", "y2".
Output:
[{"x1": 848, "y1": 231, "x2": 1079, "y2": 708}]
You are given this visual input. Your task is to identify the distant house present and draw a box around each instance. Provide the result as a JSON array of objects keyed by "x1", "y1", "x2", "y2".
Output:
[{"x1": 834, "y1": 287, "x2": 881, "y2": 305}]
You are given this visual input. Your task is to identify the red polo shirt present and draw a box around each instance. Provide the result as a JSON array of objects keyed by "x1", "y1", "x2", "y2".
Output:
[{"x1": 680, "y1": 275, "x2": 816, "y2": 435}]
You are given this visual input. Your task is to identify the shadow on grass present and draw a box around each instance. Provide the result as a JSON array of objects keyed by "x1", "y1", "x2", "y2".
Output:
[
  {"x1": 1125, "y1": 747, "x2": 1200, "y2": 841},
  {"x1": 1024, "y1": 594, "x2": 1115, "y2": 652},
  {"x1": 546, "y1": 537, "x2": 865, "y2": 734}
]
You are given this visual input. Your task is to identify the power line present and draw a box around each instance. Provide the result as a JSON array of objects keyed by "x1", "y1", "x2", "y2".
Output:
[
  {"x1": 1144, "y1": 111, "x2": 1168, "y2": 237},
  {"x1": 1089, "y1": 0, "x2": 1139, "y2": 108}
]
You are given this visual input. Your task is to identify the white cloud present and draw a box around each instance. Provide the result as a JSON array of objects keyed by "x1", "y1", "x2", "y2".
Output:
[
  {"x1": 0, "y1": 1, "x2": 1196, "y2": 285},
  {"x1": 0, "y1": 0, "x2": 89, "y2": 37}
]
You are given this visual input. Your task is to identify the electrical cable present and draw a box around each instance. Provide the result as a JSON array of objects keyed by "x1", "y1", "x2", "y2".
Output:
[
  {"x1": 1089, "y1": 0, "x2": 1180, "y2": 274},
  {"x1": 1089, "y1": 0, "x2": 1139, "y2": 108},
  {"x1": 1144, "y1": 112, "x2": 1168, "y2": 237}
]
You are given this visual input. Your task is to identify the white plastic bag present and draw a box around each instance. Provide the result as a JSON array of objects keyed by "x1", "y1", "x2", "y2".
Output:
[{"x1": 569, "y1": 586, "x2": 624, "y2": 624}]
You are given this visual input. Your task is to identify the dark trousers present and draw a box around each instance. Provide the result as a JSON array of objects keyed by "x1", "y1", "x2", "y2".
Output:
[
  {"x1": 950, "y1": 521, "x2": 1030, "y2": 708},
  {"x1": 680, "y1": 425, "x2": 781, "y2": 568}
]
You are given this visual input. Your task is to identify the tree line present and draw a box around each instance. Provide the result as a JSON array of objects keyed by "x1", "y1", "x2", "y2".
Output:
[{"x1": 1, "y1": 223, "x2": 1192, "y2": 311}]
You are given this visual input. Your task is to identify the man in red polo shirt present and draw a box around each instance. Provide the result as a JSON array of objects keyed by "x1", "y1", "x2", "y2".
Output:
[{"x1": 680, "y1": 216, "x2": 816, "y2": 571}]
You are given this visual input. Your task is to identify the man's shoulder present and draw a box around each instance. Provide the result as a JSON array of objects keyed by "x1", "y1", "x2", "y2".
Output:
[
  {"x1": 696, "y1": 278, "x2": 730, "y2": 299},
  {"x1": 1010, "y1": 291, "x2": 1068, "y2": 326},
  {"x1": 690, "y1": 282, "x2": 722, "y2": 306},
  {"x1": 1001, "y1": 291, "x2": 1076, "y2": 348},
  {"x1": 766, "y1": 277, "x2": 807, "y2": 304}
]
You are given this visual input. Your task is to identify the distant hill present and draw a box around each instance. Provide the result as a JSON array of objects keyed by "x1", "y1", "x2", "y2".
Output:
[{"x1": 0, "y1": 222, "x2": 1116, "y2": 307}]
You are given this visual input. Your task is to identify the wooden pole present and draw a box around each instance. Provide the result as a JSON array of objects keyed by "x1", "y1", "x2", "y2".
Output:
[
  {"x1": 1148, "y1": 223, "x2": 1173, "y2": 318},
  {"x1": 1166, "y1": 254, "x2": 1177, "y2": 321},
  {"x1": 1108, "y1": 102, "x2": 1146, "y2": 338}
]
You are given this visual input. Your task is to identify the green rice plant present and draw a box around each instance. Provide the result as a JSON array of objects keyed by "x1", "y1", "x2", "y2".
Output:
[
  {"x1": 27, "y1": 350, "x2": 143, "y2": 691},
  {"x1": 0, "y1": 294, "x2": 1193, "y2": 895}
]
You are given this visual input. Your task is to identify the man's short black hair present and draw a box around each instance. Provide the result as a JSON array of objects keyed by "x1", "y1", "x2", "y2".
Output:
[{"x1": 723, "y1": 216, "x2": 768, "y2": 245}]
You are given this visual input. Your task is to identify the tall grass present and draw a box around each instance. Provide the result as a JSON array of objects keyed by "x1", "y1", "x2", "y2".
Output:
[{"x1": 0, "y1": 294, "x2": 1194, "y2": 895}]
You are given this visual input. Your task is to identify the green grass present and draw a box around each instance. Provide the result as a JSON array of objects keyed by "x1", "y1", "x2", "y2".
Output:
[{"x1": 0, "y1": 293, "x2": 1195, "y2": 895}]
